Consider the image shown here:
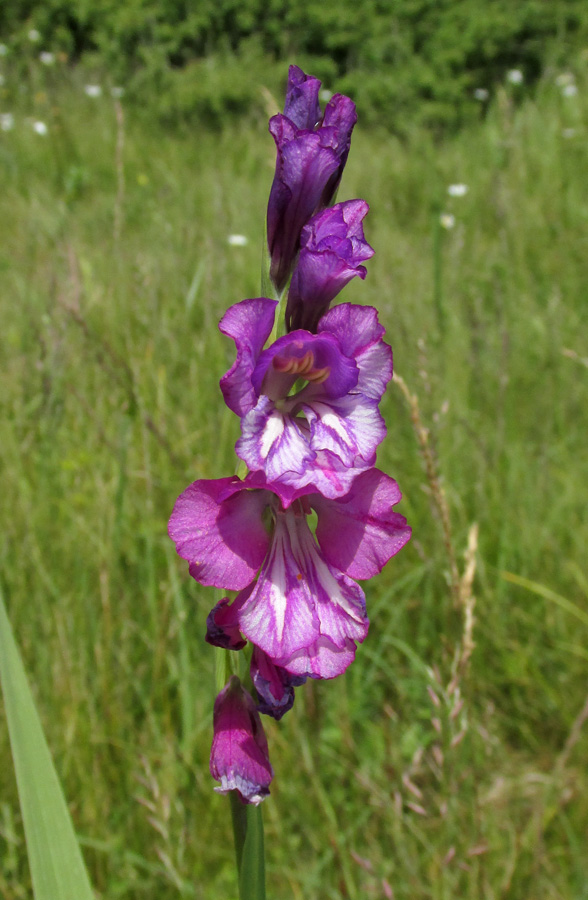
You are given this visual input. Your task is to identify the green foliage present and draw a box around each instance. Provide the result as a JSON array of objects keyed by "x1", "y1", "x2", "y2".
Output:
[
  {"x1": 1, "y1": 55, "x2": 588, "y2": 898},
  {"x1": 127, "y1": 39, "x2": 285, "y2": 130},
  {"x1": 0, "y1": 589, "x2": 95, "y2": 900},
  {"x1": 1, "y1": 0, "x2": 587, "y2": 130}
]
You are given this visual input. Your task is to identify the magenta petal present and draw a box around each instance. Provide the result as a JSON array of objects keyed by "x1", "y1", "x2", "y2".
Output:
[
  {"x1": 307, "y1": 200, "x2": 372, "y2": 253},
  {"x1": 219, "y1": 299, "x2": 278, "y2": 417},
  {"x1": 287, "y1": 250, "x2": 367, "y2": 333},
  {"x1": 283, "y1": 637, "x2": 358, "y2": 679},
  {"x1": 319, "y1": 93, "x2": 357, "y2": 206},
  {"x1": 286, "y1": 200, "x2": 374, "y2": 332},
  {"x1": 283, "y1": 64, "x2": 321, "y2": 130},
  {"x1": 236, "y1": 509, "x2": 369, "y2": 679},
  {"x1": 242, "y1": 469, "x2": 317, "y2": 509},
  {"x1": 313, "y1": 469, "x2": 412, "y2": 580},
  {"x1": 251, "y1": 330, "x2": 358, "y2": 401},
  {"x1": 322, "y1": 93, "x2": 357, "y2": 161},
  {"x1": 318, "y1": 303, "x2": 393, "y2": 400},
  {"x1": 210, "y1": 677, "x2": 273, "y2": 805},
  {"x1": 293, "y1": 449, "x2": 364, "y2": 500},
  {"x1": 237, "y1": 396, "x2": 315, "y2": 483},
  {"x1": 168, "y1": 477, "x2": 270, "y2": 590},
  {"x1": 302, "y1": 395, "x2": 385, "y2": 469}
]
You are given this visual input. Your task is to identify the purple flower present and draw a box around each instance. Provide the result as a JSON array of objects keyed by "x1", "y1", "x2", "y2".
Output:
[
  {"x1": 220, "y1": 299, "x2": 392, "y2": 501},
  {"x1": 286, "y1": 200, "x2": 375, "y2": 333},
  {"x1": 210, "y1": 676, "x2": 273, "y2": 805},
  {"x1": 267, "y1": 65, "x2": 357, "y2": 291},
  {"x1": 250, "y1": 647, "x2": 306, "y2": 720},
  {"x1": 206, "y1": 604, "x2": 305, "y2": 720},
  {"x1": 205, "y1": 599, "x2": 247, "y2": 650},
  {"x1": 283, "y1": 64, "x2": 321, "y2": 130},
  {"x1": 168, "y1": 469, "x2": 411, "y2": 679}
]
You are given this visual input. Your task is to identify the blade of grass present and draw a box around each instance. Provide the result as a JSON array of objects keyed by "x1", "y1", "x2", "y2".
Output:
[
  {"x1": 500, "y1": 570, "x2": 588, "y2": 628},
  {"x1": 0, "y1": 587, "x2": 95, "y2": 900}
]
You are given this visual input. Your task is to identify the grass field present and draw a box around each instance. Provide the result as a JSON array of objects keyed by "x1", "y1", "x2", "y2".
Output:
[{"x1": 1, "y1": 56, "x2": 588, "y2": 899}]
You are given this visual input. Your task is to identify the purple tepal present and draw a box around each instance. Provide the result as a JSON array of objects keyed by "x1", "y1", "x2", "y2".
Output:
[
  {"x1": 286, "y1": 199, "x2": 374, "y2": 332},
  {"x1": 250, "y1": 646, "x2": 306, "y2": 720}
]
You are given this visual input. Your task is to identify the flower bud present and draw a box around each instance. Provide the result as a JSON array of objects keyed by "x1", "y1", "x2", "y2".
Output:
[
  {"x1": 210, "y1": 677, "x2": 273, "y2": 805},
  {"x1": 286, "y1": 200, "x2": 374, "y2": 332},
  {"x1": 267, "y1": 66, "x2": 357, "y2": 292}
]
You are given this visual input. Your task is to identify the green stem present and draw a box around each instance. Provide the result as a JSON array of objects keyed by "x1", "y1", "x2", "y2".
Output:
[
  {"x1": 230, "y1": 791, "x2": 248, "y2": 872},
  {"x1": 269, "y1": 285, "x2": 288, "y2": 344},
  {"x1": 230, "y1": 793, "x2": 266, "y2": 900},
  {"x1": 214, "y1": 646, "x2": 229, "y2": 694}
]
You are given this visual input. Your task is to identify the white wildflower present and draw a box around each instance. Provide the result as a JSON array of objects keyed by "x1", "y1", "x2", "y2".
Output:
[
  {"x1": 507, "y1": 69, "x2": 524, "y2": 85},
  {"x1": 227, "y1": 234, "x2": 248, "y2": 247},
  {"x1": 39, "y1": 51, "x2": 55, "y2": 65},
  {"x1": 319, "y1": 89, "x2": 333, "y2": 103},
  {"x1": 562, "y1": 83, "x2": 578, "y2": 97},
  {"x1": 474, "y1": 87, "x2": 489, "y2": 101},
  {"x1": 32, "y1": 120, "x2": 48, "y2": 135},
  {"x1": 28, "y1": 29, "x2": 41, "y2": 42},
  {"x1": 84, "y1": 84, "x2": 102, "y2": 98},
  {"x1": 447, "y1": 183, "x2": 468, "y2": 197},
  {"x1": 439, "y1": 213, "x2": 455, "y2": 230},
  {"x1": 1, "y1": 112, "x2": 15, "y2": 131},
  {"x1": 0, "y1": 44, "x2": 8, "y2": 56}
]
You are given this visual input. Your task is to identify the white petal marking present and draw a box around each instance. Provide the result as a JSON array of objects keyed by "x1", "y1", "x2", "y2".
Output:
[
  {"x1": 269, "y1": 537, "x2": 288, "y2": 642},
  {"x1": 260, "y1": 412, "x2": 285, "y2": 458},
  {"x1": 319, "y1": 410, "x2": 352, "y2": 443}
]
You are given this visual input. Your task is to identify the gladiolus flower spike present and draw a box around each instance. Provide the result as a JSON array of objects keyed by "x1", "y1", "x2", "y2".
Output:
[{"x1": 168, "y1": 64, "x2": 411, "y2": 810}]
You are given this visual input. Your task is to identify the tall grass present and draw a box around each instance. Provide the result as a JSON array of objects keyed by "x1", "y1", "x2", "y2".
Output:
[{"x1": 1, "y1": 59, "x2": 587, "y2": 898}]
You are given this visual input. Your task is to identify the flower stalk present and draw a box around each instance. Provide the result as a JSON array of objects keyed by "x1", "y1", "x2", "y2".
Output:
[{"x1": 230, "y1": 795, "x2": 266, "y2": 900}]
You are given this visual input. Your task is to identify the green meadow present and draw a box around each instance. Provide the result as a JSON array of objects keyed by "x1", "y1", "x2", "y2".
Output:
[{"x1": 1, "y1": 57, "x2": 588, "y2": 899}]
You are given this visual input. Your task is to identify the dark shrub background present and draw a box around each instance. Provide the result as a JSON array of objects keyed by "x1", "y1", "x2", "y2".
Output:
[{"x1": 2, "y1": 0, "x2": 586, "y2": 131}]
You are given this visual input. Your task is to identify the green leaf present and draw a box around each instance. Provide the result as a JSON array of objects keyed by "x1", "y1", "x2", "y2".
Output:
[{"x1": 0, "y1": 587, "x2": 95, "y2": 900}]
